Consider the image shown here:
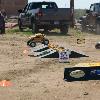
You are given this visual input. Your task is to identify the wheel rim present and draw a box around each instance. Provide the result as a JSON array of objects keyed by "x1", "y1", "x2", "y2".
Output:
[
  {"x1": 44, "y1": 40, "x2": 49, "y2": 45},
  {"x1": 30, "y1": 42, "x2": 36, "y2": 47},
  {"x1": 70, "y1": 70, "x2": 85, "y2": 79}
]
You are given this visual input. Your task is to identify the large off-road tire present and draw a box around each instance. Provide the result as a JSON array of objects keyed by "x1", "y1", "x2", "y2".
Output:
[
  {"x1": 27, "y1": 40, "x2": 32, "y2": 47},
  {"x1": 96, "y1": 23, "x2": 100, "y2": 34},
  {"x1": 42, "y1": 39, "x2": 49, "y2": 45},
  {"x1": 18, "y1": 19, "x2": 23, "y2": 31},
  {"x1": 81, "y1": 18, "x2": 88, "y2": 32},
  {"x1": 60, "y1": 26, "x2": 68, "y2": 34},
  {"x1": 31, "y1": 23, "x2": 38, "y2": 33}
]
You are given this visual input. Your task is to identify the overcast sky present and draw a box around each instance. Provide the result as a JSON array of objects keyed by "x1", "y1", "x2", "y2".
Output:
[{"x1": 28, "y1": 0, "x2": 100, "y2": 9}]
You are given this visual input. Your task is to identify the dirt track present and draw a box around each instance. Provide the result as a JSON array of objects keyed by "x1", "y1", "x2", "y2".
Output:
[{"x1": 0, "y1": 31, "x2": 100, "y2": 100}]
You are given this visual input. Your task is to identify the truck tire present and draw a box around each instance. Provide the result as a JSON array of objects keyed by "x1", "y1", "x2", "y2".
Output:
[
  {"x1": 18, "y1": 19, "x2": 23, "y2": 31},
  {"x1": 96, "y1": 23, "x2": 100, "y2": 34},
  {"x1": 32, "y1": 23, "x2": 38, "y2": 33},
  {"x1": 81, "y1": 24, "x2": 87, "y2": 32},
  {"x1": 44, "y1": 28, "x2": 48, "y2": 33},
  {"x1": 27, "y1": 39, "x2": 32, "y2": 47},
  {"x1": 81, "y1": 18, "x2": 87, "y2": 32},
  {"x1": 60, "y1": 26, "x2": 68, "y2": 34}
]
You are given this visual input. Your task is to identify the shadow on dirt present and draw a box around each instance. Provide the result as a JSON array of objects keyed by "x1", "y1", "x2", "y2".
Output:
[
  {"x1": 80, "y1": 28, "x2": 100, "y2": 35},
  {"x1": 41, "y1": 31, "x2": 71, "y2": 36},
  {"x1": 6, "y1": 27, "x2": 71, "y2": 36},
  {"x1": 0, "y1": 66, "x2": 42, "y2": 81}
]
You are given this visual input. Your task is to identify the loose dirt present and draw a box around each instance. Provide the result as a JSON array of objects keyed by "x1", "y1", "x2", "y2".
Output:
[{"x1": 0, "y1": 30, "x2": 100, "y2": 100}]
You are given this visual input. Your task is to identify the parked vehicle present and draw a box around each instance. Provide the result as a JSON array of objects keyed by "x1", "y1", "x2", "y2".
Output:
[
  {"x1": 80, "y1": 3, "x2": 100, "y2": 34},
  {"x1": 18, "y1": 1, "x2": 74, "y2": 34}
]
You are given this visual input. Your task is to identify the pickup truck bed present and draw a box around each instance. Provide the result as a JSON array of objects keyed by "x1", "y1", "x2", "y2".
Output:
[{"x1": 38, "y1": 8, "x2": 71, "y2": 21}]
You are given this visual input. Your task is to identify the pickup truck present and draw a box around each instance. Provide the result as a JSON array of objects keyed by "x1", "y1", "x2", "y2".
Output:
[
  {"x1": 18, "y1": 1, "x2": 74, "y2": 34},
  {"x1": 80, "y1": 3, "x2": 100, "y2": 34}
]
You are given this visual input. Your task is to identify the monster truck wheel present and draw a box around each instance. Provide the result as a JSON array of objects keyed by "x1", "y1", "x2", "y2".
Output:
[
  {"x1": 18, "y1": 20, "x2": 23, "y2": 31},
  {"x1": 95, "y1": 42, "x2": 100, "y2": 49},
  {"x1": 32, "y1": 23, "x2": 38, "y2": 33},
  {"x1": 29, "y1": 41, "x2": 36, "y2": 47},
  {"x1": 96, "y1": 23, "x2": 100, "y2": 34},
  {"x1": 42, "y1": 39, "x2": 49, "y2": 45},
  {"x1": 27, "y1": 40, "x2": 32, "y2": 47},
  {"x1": 60, "y1": 26, "x2": 68, "y2": 34}
]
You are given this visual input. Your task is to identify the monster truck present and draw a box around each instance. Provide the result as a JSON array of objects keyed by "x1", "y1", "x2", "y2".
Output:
[{"x1": 27, "y1": 33, "x2": 49, "y2": 47}]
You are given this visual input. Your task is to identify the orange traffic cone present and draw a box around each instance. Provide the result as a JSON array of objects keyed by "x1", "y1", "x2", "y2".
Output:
[{"x1": 0, "y1": 80, "x2": 12, "y2": 87}]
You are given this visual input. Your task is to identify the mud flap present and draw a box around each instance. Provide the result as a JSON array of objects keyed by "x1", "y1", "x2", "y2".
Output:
[{"x1": 64, "y1": 67, "x2": 100, "y2": 82}]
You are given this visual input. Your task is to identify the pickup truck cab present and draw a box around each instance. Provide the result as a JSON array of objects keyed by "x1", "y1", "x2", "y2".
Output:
[{"x1": 18, "y1": 1, "x2": 73, "y2": 34}]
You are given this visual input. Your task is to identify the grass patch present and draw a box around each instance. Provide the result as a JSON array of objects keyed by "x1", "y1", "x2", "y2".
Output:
[
  {"x1": 6, "y1": 26, "x2": 91, "y2": 37},
  {"x1": 70, "y1": 28, "x2": 87, "y2": 38},
  {"x1": 6, "y1": 27, "x2": 33, "y2": 36},
  {"x1": 6, "y1": 28, "x2": 20, "y2": 33}
]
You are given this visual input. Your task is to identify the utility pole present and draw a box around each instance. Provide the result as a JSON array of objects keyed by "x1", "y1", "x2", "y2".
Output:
[
  {"x1": 0, "y1": 0, "x2": 1, "y2": 10},
  {"x1": 70, "y1": 0, "x2": 74, "y2": 27}
]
